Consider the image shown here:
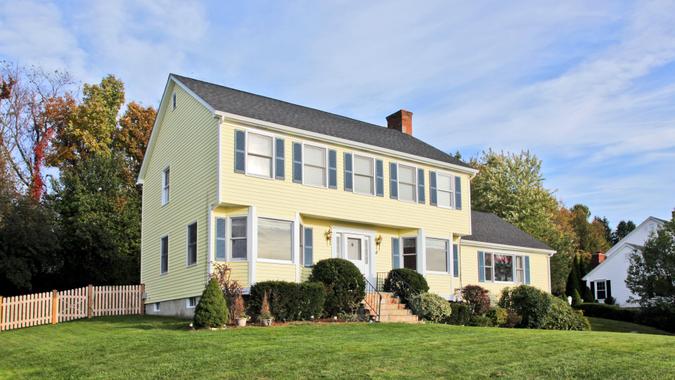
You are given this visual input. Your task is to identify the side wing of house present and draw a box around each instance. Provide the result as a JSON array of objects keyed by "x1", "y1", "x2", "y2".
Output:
[
  {"x1": 583, "y1": 243, "x2": 639, "y2": 306},
  {"x1": 139, "y1": 79, "x2": 219, "y2": 316}
]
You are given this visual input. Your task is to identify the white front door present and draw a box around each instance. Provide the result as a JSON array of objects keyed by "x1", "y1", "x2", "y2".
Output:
[{"x1": 335, "y1": 232, "x2": 370, "y2": 278}]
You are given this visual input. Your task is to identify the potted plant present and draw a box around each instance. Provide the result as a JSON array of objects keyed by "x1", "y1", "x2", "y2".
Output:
[
  {"x1": 259, "y1": 290, "x2": 273, "y2": 326},
  {"x1": 233, "y1": 294, "x2": 248, "y2": 327}
]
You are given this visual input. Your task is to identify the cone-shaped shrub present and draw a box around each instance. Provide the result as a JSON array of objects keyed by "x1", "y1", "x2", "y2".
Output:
[{"x1": 193, "y1": 278, "x2": 229, "y2": 328}]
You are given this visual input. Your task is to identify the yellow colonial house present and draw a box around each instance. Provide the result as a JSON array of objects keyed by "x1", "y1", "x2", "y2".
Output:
[{"x1": 137, "y1": 74, "x2": 554, "y2": 317}]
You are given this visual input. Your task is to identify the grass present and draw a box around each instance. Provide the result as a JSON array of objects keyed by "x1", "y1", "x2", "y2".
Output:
[
  {"x1": 588, "y1": 317, "x2": 672, "y2": 335},
  {"x1": 0, "y1": 316, "x2": 674, "y2": 379}
]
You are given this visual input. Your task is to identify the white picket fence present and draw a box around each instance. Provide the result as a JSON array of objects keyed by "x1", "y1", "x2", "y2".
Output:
[{"x1": 0, "y1": 285, "x2": 145, "y2": 331}]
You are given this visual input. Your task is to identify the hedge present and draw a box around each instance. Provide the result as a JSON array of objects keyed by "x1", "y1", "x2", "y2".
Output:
[
  {"x1": 499, "y1": 285, "x2": 589, "y2": 331},
  {"x1": 409, "y1": 292, "x2": 452, "y2": 323},
  {"x1": 447, "y1": 302, "x2": 472, "y2": 325},
  {"x1": 249, "y1": 281, "x2": 325, "y2": 321},
  {"x1": 577, "y1": 303, "x2": 675, "y2": 333}
]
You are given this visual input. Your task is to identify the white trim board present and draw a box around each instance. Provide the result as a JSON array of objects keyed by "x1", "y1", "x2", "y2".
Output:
[{"x1": 461, "y1": 239, "x2": 556, "y2": 256}]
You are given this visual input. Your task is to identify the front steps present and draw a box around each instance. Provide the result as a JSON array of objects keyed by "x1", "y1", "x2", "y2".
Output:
[{"x1": 363, "y1": 292, "x2": 418, "y2": 323}]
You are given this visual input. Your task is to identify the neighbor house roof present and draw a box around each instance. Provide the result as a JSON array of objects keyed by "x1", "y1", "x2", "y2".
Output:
[
  {"x1": 464, "y1": 211, "x2": 553, "y2": 251},
  {"x1": 171, "y1": 74, "x2": 472, "y2": 169}
]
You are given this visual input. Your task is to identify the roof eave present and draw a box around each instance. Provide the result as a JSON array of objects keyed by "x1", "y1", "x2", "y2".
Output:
[{"x1": 461, "y1": 239, "x2": 556, "y2": 256}]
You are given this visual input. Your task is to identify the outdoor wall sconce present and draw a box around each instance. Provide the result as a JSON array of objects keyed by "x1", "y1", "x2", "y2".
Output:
[
  {"x1": 325, "y1": 227, "x2": 333, "y2": 243},
  {"x1": 375, "y1": 234, "x2": 382, "y2": 252}
]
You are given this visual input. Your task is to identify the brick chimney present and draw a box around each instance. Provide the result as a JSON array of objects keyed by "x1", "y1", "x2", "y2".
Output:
[{"x1": 386, "y1": 109, "x2": 413, "y2": 135}]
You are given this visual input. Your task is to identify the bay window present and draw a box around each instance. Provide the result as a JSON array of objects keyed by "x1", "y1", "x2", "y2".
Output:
[
  {"x1": 426, "y1": 238, "x2": 448, "y2": 272},
  {"x1": 258, "y1": 218, "x2": 293, "y2": 261}
]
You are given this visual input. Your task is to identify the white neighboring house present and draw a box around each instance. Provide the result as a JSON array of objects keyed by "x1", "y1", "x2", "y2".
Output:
[{"x1": 583, "y1": 216, "x2": 668, "y2": 307}]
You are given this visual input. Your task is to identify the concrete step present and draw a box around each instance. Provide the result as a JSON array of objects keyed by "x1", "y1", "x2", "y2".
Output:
[
  {"x1": 378, "y1": 303, "x2": 407, "y2": 311},
  {"x1": 379, "y1": 314, "x2": 419, "y2": 323},
  {"x1": 379, "y1": 308, "x2": 413, "y2": 317}
]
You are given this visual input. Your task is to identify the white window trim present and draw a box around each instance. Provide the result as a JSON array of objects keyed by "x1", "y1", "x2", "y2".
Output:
[
  {"x1": 153, "y1": 302, "x2": 160, "y2": 312},
  {"x1": 301, "y1": 142, "x2": 329, "y2": 189},
  {"x1": 160, "y1": 234, "x2": 169, "y2": 275},
  {"x1": 162, "y1": 166, "x2": 170, "y2": 206},
  {"x1": 185, "y1": 220, "x2": 198, "y2": 267},
  {"x1": 397, "y1": 163, "x2": 418, "y2": 203},
  {"x1": 186, "y1": 297, "x2": 197, "y2": 309},
  {"x1": 244, "y1": 129, "x2": 276, "y2": 180},
  {"x1": 228, "y1": 215, "x2": 248, "y2": 262},
  {"x1": 595, "y1": 280, "x2": 607, "y2": 300},
  {"x1": 482, "y1": 251, "x2": 526, "y2": 284},
  {"x1": 257, "y1": 216, "x2": 295, "y2": 264},
  {"x1": 401, "y1": 236, "x2": 418, "y2": 271},
  {"x1": 352, "y1": 153, "x2": 376, "y2": 196},
  {"x1": 425, "y1": 237, "x2": 450, "y2": 274},
  {"x1": 435, "y1": 171, "x2": 455, "y2": 210}
]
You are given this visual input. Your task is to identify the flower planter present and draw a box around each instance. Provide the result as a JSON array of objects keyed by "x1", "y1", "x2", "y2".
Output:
[
  {"x1": 237, "y1": 318, "x2": 247, "y2": 327},
  {"x1": 261, "y1": 318, "x2": 273, "y2": 327}
]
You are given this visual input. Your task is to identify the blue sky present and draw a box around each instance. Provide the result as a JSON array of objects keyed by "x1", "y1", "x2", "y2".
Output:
[{"x1": 1, "y1": 0, "x2": 674, "y2": 226}]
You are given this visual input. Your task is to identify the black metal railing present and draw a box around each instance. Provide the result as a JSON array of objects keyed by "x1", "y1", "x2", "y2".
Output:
[
  {"x1": 363, "y1": 276, "x2": 382, "y2": 322},
  {"x1": 376, "y1": 272, "x2": 389, "y2": 292},
  {"x1": 384, "y1": 269, "x2": 421, "y2": 310}
]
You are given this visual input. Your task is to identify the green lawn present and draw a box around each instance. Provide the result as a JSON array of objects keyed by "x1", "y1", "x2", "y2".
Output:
[
  {"x1": 588, "y1": 317, "x2": 672, "y2": 335},
  {"x1": 1, "y1": 316, "x2": 674, "y2": 379}
]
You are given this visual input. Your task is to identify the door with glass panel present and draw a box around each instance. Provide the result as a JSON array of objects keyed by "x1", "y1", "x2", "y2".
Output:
[{"x1": 335, "y1": 233, "x2": 370, "y2": 277}]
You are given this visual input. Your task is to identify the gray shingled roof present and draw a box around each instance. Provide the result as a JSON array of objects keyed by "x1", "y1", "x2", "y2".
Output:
[
  {"x1": 465, "y1": 211, "x2": 553, "y2": 251},
  {"x1": 172, "y1": 74, "x2": 471, "y2": 168}
]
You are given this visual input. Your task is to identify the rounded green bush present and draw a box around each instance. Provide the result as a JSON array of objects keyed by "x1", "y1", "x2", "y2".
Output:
[
  {"x1": 410, "y1": 292, "x2": 452, "y2": 323},
  {"x1": 448, "y1": 302, "x2": 472, "y2": 325},
  {"x1": 193, "y1": 278, "x2": 229, "y2": 328},
  {"x1": 498, "y1": 285, "x2": 551, "y2": 329},
  {"x1": 309, "y1": 258, "x2": 365, "y2": 316},
  {"x1": 461, "y1": 285, "x2": 491, "y2": 315},
  {"x1": 544, "y1": 297, "x2": 590, "y2": 331},
  {"x1": 384, "y1": 268, "x2": 429, "y2": 305},
  {"x1": 486, "y1": 306, "x2": 508, "y2": 326}
]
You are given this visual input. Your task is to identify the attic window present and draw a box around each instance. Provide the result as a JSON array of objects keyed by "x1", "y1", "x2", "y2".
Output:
[{"x1": 172, "y1": 92, "x2": 177, "y2": 110}]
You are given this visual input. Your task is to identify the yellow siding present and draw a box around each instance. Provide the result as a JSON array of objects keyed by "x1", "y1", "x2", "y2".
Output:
[
  {"x1": 427, "y1": 274, "x2": 453, "y2": 299},
  {"x1": 140, "y1": 83, "x2": 218, "y2": 303},
  {"x1": 257, "y1": 262, "x2": 296, "y2": 282},
  {"x1": 459, "y1": 243, "x2": 551, "y2": 302},
  {"x1": 218, "y1": 121, "x2": 472, "y2": 238}
]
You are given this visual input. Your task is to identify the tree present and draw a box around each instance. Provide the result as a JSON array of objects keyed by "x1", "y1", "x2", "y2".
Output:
[
  {"x1": 193, "y1": 278, "x2": 229, "y2": 329},
  {"x1": 50, "y1": 75, "x2": 125, "y2": 167},
  {"x1": 113, "y1": 101, "x2": 156, "y2": 178},
  {"x1": 0, "y1": 196, "x2": 61, "y2": 295},
  {"x1": 595, "y1": 216, "x2": 612, "y2": 245},
  {"x1": 626, "y1": 217, "x2": 675, "y2": 309},
  {"x1": 470, "y1": 150, "x2": 576, "y2": 295},
  {"x1": 612, "y1": 220, "x2": 636, "y2": 245},
  {"x1": 50, "y1": 153, "x2": 141, "y2": 287},
  {"x1": 0, "y1": 62, "x2": 75, "y2": 199}
]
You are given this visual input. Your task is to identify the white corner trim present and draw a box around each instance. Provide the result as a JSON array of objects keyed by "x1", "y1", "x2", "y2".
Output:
[
  {"x1": 418, "y1": 229, "x2": 426, "y2": 277},
  {"x1": 461, "y1": 239, "x2": 556, "y2": 256},
  {"x1": 294, "y1": 212, "x2": 301, "y2": 282},
  {"x1": 248, "y1": 206, "x2": 257, "y2": 285},
  {"x1": 215, "y1": 110, "x2": 478, "y2": 176}
]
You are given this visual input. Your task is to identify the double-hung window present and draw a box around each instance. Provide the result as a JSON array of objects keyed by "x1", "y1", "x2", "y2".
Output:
[
  {"x1": 494, "y1": 254, "x2": 513, "y2": 282},
  {"x1": 398, "y1": 164, "x2": 417, "y2": 202},
  {"x1": 162, "y1": 167, "x2": 170, "y2": 205},
  {"x1": 426, "y1": 238, "x2": 448, "y2": 272},
  {"x1": 303, "y1": 145, "x2": 327, "y2": 187},
  {"x1": 515, "y1": 256, "x2": 524, "y2": 283},
  {"x1": 353, "y1": 155, "x2": 375, "y2": 195},
  {"x1": 402, "y1": 238, "x2": 417, "y2": 270},
  {"x1": 596, "y1": 281, "x2": 607, "y2": 300},
  {"x1": 258, "y1": 218, "x2": 293, "y2": 262},
  {"x1": 160, "y1": 236, "x2": 168, "y2": 274},
  {"x1": 231, "y1": 217, "x2": 247, "y2": 260},
  {"x1": 247, "y1": 132, "x2": 274, "y2": 178},
  {"x1": 483, "y1": 252, "x2": 494, "y2": 281},
  {"x1": 187, "y1": 222, "x2": 197, "y2": 266},
  {"x1": 436, "y1": 173, "x2": 454, "y2": 208}
]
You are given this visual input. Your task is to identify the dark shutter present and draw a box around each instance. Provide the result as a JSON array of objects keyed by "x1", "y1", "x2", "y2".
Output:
[
  {"x1": 453, "y1": 244, "x2": 459, "y2": 277},
  {"x1": 274, "y1": 138, "x2": 285, "y2": 180},
  {"x1": 389, "y1": 163, "x2": 398, "y2": 199},
  {"x1": 234, "y1": 130, "x2": 246, "y2": 173},
  {"x1": 478, "y1": 251, "x2": 485, "y2": 282},
  {"x1": 375, "y1": 160, "x2": 384, "y2": 197},
  {"x1": 455, "y1": 176, "x2": 462, "y2": 209},
  {"x1": 417, "y1": 168, "x2": 425, "y2": 204},
  {"x1": 187, "y1": 223, "x2": 197, "y2": 265},
  {"x1": 524, "y1": 256, "x2": 531, "y2": 284},
  {"x1": 328, "y1": 150, "x2": 337, "y2": 189},
  {"x1": 160, "y1": 236, "x2": 169, "y2": 274},
  {"x1": 606, "y1": 280, "x2": 612, "y2": 300},
  {"x1": 429, "y1": 171, "x2": 437, "y2": 206},
  {"x1": 392, "y1": 237, "x2": 401, "y2": 269},
  {"x1": 590, "y1": 282, "x2": 596, "y2": 300},
  {"x1": 304, "y1": 227, "x2": 313, "y2": 267},
  {"x1": 292, "y1": 142, "x2": 302, "y2": 183},
  {"x1": 344, "y1": 153, "x2": 353, "y2": 191}
]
